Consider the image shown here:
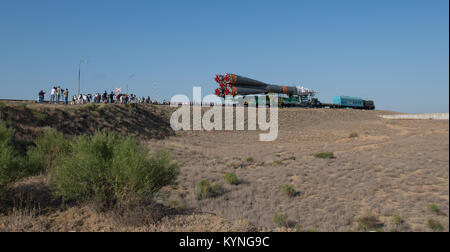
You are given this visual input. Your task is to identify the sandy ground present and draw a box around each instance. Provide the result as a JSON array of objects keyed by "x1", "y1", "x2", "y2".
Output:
[
  {"x1": 148, "y1": 108, "x2": 449, "y2": 231},
  {"x1": 0, "y1": 103, "x2": 448, "y2": 231}
]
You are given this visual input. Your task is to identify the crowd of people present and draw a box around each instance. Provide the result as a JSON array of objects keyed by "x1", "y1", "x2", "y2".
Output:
[
  {"x1": 38, "y1": 87, "x2": 169, "y2": 105},
  {"x1": 38, "y1": 86, "x2": 70, "y2": 104}
]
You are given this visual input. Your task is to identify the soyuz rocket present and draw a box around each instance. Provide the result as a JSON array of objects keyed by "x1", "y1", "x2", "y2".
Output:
[{"x1": 214, "y1": 74, "x2": 314, "y2": 98}]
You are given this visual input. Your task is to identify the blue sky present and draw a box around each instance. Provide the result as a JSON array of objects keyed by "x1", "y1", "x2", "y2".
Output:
[{"x1": 0, "y1": 0, "x2": 448, "y2": 113}]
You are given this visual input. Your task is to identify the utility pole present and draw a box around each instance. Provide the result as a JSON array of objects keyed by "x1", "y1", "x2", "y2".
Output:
[
  {"x1": 154, "y1": 83, "x2": 158, "y2": 103},
  {"x1": 77, "y1": 60, "x2": 88, "y2": 97}
]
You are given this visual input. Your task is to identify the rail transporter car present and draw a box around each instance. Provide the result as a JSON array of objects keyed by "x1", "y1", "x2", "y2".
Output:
[{"x1": 215, "y1": 74, "x2": 375, "y2": 110}]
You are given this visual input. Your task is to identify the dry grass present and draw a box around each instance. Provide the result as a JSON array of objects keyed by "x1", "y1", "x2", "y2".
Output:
[
  {"x1": 0, "y1": 103, "x2": 448, "y2": 232},
  {"x1": 151, "y1": 108, "x2": 448, "y2": 231},
  {"x1": 0, "y1": 102, "x2": 175, "y2": 141}
]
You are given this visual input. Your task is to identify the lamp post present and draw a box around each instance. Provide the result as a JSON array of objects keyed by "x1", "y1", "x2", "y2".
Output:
[
  {"x1": 126, "y1": 74, "x2": 135, "y2": 95},
  {"x1": 78, "y1": 60, "x2": 88, "y2": 97}
]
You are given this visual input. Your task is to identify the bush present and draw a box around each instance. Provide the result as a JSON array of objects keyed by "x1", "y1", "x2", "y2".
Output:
[
  {"x1": 357, "y1": 216, "x2": 382, "y2": 231},
  {"x1": 0, "y1": 120, "x2": 14, "y2": 145},
  {"x1": 0, "y1": 121, "x2": 23, "y2": 189},
  {"x1": 281, "y1": 184, "x2": 296, "y2": 198},
  {"x1": 31, "y1": 109, "x2": 47, "y2": 121},
  {"x1": 314, "y1": 152, "x2": 335, "y2": 159},
  {"x1": 167, "y1": 199, "x2": 187, "y2": 209},
  {"x1": 273, "y1": 213, "x2": 288, "y2": 227},
  {"x1": 246, "y1": 157, "x2": 254, "y2": 163},
  {"x1": 211, "y1": 183, "x2": 222, "y2": 195},
  {"x1": 196, "y1": 179, "x2": 210, "y2": 199},
  {"x1": 428, "y1": 203, "x2": 439, "y2": 213},
  {"x1": 273, "y1": 160, "x2": 283, "y2": 166},
  {"x1": 51, "y1": 131, "x2": 179, "y2": 208},
  {"x1": 26, "y1": 130, "x2": 71, "y2": 175},
  {"x1": 427, "y1": 219, "x2": 444, "y2": 231},
  {"x1": 196, "y1": 179, "x2": 222, "y2": 199},
  {"x1": 224, "y1": 173, "x2": 239, "y2": 185},
  {"x1": 0, "y1": 121, "x2": 16, "y2": 188},
  {"x1": 392, "y1": 215, "x2": 404, "y2": 226}
]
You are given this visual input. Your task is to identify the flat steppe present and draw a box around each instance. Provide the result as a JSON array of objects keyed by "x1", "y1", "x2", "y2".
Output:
[{"x1": 1, "y1": 102, "x2": 448, "y2": 231}]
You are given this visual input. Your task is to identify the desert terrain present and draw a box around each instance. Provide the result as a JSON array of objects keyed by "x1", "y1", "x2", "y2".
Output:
[{"x1": 0, "y1": 101, "x2": 448, "y2": 232}]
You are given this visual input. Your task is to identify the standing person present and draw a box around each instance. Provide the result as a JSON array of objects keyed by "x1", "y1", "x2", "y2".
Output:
[
  {"x1": 102, "y1": 91, "x2": 108, "y2": 104},
  {"x1": 56, "y1": 86, "x2": 61, "y2": 104},
  {"x1": 38, "y1": 90, "x2": 45, "y2": 103},
  {"x1": 109, "y1": 91, "x2": 114, "y2": 104},
  {"x1": 50, "y1": 87, "x2": 56, "y2": 104},
  {"x1": 63, "y1": 88, "x2": 69, "y2": 105}
]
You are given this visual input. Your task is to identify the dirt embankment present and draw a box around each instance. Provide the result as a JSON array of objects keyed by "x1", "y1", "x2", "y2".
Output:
[{"x1": 0, "y1": 102, "x2": 175, "y2": 141}]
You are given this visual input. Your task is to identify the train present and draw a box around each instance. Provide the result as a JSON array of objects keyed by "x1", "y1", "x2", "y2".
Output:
[
  {"x1": 321, "y1": 96, "x2": 376, "y2": 110},
  {"x1": 215, "y1": 74, "x2": 375, "y2": 110},
  {"x1": 275, "y1": 95, "x2": 375, "y2": 110}
]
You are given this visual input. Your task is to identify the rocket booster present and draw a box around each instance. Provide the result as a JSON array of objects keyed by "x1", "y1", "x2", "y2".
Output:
[{"x1": 214, "y1": 74, "x2": 314, "y2": 98}]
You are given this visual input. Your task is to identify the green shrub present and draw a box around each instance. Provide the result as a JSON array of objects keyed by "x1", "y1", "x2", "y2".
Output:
[
  {"x1": 26, "y1": 130, "x2": 71, "y2": 175},
  {"x1": 314, "y1": 152, "x2": 335, "y2": 159},
  {"x1": 273, "y1": 213, "x2": 288, "y2": 227},
  {"x1": 196, "y1": 179, "x2": 211, "y2": 199},
  {"x1": 51, "y1": 131, "x2": 179, "y2": 208},
  {"x1": 167, "y1": 199, "x2": 187, "y2": 209},
  {"x1": 31, "y1": 109, "x2": 47, "y2": 121},
  {"x1": 427, "y1": 219, "x2": 444, "y2": 231},
  {"x1": 196, "y1": 179, "x2": 222, "y2": 199},
  {"x1": 0, "y1": 120, "x2": 14, "y2": 144},
  {"x1": 273, "y1": 160, "x2": 283, "y2": 166},
  {"x1": 357, "y1": 216, "x2": 382, "y2": 231},
  {"x1": 428, "y1": 203, "x2": 439, "y2": 213},
  {"x1": 392, "y1": 215, "x2": 404, "y2": 226},
  {"x1": 246, "y1": 157, "x2": 254, "y2": 163},
  {"x1": 211, "y1": 183, "x2": 222, "y2": 195},
  {"x1": 224, "y1": 173, "x2": 239, "y2": 185},
  {"x1": 281, "y1": 184, "x2": 296, "y2": 198},
  {"x1": 0, "y1": 121, "x2": 23, "y2": 189}
]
